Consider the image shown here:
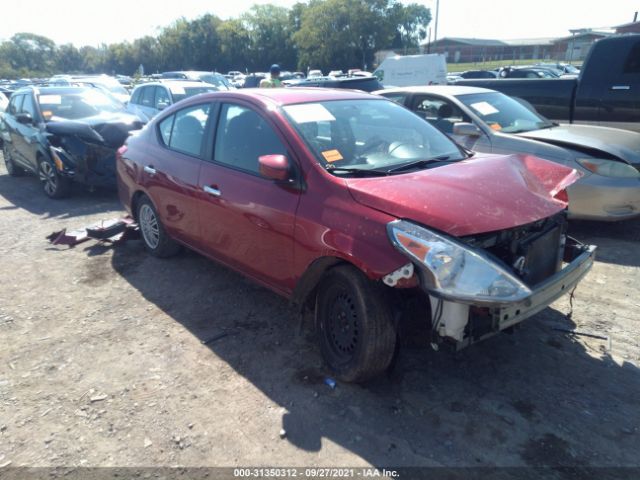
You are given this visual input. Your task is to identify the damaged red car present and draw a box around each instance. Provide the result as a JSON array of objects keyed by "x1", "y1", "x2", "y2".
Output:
[{"x1": 117, "y1": 89, "x2": 596, "y2": 382}]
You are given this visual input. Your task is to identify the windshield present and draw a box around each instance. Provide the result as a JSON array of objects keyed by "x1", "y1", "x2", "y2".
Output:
[
  {"x1": 198, "y1": 74, "x2": 232, "y2": 90},
  {"x1": 282, "y1": 99, "x2": 467, "y2": 174},
  {"x1": 38, "y1": 89, "x2": 125, "y2": 120},
  {"x1": 458, "y1": 91, "x2": 553, "y2": 133},
  {"x1": 171, "y1": 86, "x2": 218, "y2": 102}
]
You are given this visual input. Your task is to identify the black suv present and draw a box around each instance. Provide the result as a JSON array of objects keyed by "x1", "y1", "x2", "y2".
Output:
[
  {"x1": 1, "y1": 87, "x2": 143, "y2": 198},
  {"x1": 287, "y1": 75, "x2": 384, "y2": 92}
]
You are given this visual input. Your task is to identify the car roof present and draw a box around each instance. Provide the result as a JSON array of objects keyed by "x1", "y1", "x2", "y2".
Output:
[
  {"x1": 224, "y1": 88, "x2": 379, "y2": 106},
  {"x1": 375, "y1": 85, "x2": 494, "y2": 96},
  {"x1": 14, "y1": 86, "x2": 92, "y2": 96},
  {"x1": 134, "y1": 81, "x2": 209, "y2": 89}
]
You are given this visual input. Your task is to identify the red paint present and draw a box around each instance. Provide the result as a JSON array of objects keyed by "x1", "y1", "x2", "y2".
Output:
[{"x1": 117, "y1": 90, "x2": 580, "y2": 299}]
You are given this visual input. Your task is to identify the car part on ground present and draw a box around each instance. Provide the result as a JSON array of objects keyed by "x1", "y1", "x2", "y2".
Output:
[
  {"x1": 116, "y1": 88, "x2": 595, "y2": 382},
  {"x1": 46, "y1": 216, "x2": 139, "y2": 247}
]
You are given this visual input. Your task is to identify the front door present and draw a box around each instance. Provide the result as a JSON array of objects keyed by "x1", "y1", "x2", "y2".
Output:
[{"x1": 197, "y1": 102, "x2": 300, "y2": 292}]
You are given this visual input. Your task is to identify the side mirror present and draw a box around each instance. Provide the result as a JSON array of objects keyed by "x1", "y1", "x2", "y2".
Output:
[
  {"x1": 157, "y1": 102, "x2": 170, "y2": 111},
  {"x1": 258, "y1": 154, "x2": 290, "y2": 181},
  {"x1": 16, "y1": 112, "x2": 33, "y2": 125},
  {"x1": 453, "y1": 122, "x2": 481, "y2": 137}
]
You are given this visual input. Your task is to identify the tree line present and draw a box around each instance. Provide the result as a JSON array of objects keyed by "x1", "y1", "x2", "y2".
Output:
[{"x1": 0, "y1": 0, "x2": 430, "y2": 79}]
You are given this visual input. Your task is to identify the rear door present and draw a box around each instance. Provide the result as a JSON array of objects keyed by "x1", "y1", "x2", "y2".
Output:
[
  {"x1": 142, "y1": 102, "x2": 213, "y2": 248},
  {"x1": 197, "y1": 101, "x2": 300, "y2": 292}
]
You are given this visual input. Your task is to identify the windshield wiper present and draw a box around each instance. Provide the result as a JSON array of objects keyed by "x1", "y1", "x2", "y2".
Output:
[
  {"x1": 325, "y1": 166, "x2": 390, "y2": 177},
  {"x1": 385, "y1": 155, "x2": 456, "y2": 174}
]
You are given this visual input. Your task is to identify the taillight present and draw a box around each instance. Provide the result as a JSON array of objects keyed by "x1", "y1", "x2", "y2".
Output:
[{"x1": 554, "y1": 189, "x2": 569, "y2": 203}]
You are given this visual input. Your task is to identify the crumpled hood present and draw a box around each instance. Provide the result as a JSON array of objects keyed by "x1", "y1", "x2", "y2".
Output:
[
  {"x1": 516, "y1": 124, "x2": 640, "y2": 166},
  {"x1": 346, "y1": 154, "x2": 581, "y2": 237},
  {"x1": 46, "y1": 112, "x2": 144, "y2": 148}
]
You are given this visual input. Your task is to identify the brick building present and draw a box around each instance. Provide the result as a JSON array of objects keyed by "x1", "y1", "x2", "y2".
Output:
[{"x1": 423, "y1": 29, "x2": 617, "y2": 64}]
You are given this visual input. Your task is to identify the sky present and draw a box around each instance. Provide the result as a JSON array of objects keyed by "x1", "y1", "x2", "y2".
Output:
[{"x1": 0, "y1": 0, "x2": 638, "y2": 46}]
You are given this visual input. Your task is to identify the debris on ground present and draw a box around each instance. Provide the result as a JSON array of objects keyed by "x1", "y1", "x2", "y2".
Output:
[{"x1": 46, "y1": 216, "x2": 139, "y2": 247}]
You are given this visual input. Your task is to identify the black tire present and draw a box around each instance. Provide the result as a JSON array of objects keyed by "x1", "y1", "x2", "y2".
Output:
[
  {"x1": 3, "y1": 145, "x2": 24, "y2": 177},
  {"x1": 136, "y1": 195, "x2": 181, "y2": 258},
  {"x1": 38, "y1": 158, "x2": 71, "y2": 198},
  {"x1": 316, "y1": 265, "x2": 397, "y2": 383}
]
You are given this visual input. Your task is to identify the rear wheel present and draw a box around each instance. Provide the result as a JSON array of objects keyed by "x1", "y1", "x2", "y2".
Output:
[
  {"x1": 316, "y1": 265, "x2": 397, "y2": 383},
  {"x1": 3, "y1": 145, "x2": 24, "y2": 177},
  {"x1": 38, "y1": 159, "x2": 71, "y2": 198},
  {"x1": 137, "y1": 196, "x2": 181, "y2": 258}
]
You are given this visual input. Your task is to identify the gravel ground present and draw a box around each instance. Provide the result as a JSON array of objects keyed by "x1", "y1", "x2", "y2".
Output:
[{"x1": 0, "y1": 155, "x2": 638, "y2": 474}]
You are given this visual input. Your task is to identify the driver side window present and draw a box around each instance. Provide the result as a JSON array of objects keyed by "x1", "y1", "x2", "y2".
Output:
[
  {"x1": 412, "y1": 96, "x2": 468, "y2": 134},
  {"x1": 214, "y1": 104, "x2": 287, "y2": 174}
]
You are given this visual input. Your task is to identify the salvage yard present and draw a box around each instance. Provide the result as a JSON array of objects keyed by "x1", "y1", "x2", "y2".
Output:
[{"x1": 0, "y1": 155, "x2": 639, "y2": 469}]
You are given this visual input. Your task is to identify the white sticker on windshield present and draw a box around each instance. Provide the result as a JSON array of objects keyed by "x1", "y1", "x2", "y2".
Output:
[
  {"x1": 470, "y1": 101, "x2": 499, "y2": 116},
  {"x1": 283, "y1": 104, "x2": 335, "y2": 124},
  {"x1": 170, "y1": 86, "x2": 186, "y2": 95},
  {"x1": 39, "y1": 95, "x2": 62, "y2": 105}
]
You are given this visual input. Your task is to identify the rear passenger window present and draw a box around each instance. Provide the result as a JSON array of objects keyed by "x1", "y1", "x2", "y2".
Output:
[
  {"x1": 158, "y1": 103, "x2": 210, "y2": 157},
  {"x1": 158, "y1": 115, "x2": 174, "y2": 145},
  {"x1": 214, "y1": 103, "x2": 287, "y2": 174}
]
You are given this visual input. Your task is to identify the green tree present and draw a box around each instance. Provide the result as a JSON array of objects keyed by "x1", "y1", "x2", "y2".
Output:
[
  {"x1": 293, "y1": 0, "x2": 396, "y2": 72},
  {"x1": 217, "y1": 19, "x2": 251, "y2": 72},
  {"x1": 55, "y1": 44, "x2": 83, "y2": 73},
  {"x1": 241, "y1": 4, "x2": 296, "y2": 71},
  {"x1": 389, "y1": 3, "x2": 431, "y2": 54},
  {"x1": 4, "y1": 33, "x2": 56, "y2": 76}
]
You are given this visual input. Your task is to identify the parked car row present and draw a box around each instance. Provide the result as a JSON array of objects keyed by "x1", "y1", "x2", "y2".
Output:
[
  {"x1": 3, "y1": 46, "x2": 638, "y2": 382},
  {"x1": 457, "y1": 34, "x2": 640, "y2": 133}
]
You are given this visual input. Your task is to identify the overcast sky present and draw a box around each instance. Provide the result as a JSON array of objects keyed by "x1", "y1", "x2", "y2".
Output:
[{"x1": 0, "y1": 0, "x2": 638, "y2": 46}]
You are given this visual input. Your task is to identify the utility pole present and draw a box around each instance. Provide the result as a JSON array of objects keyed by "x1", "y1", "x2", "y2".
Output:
[{"x1": 434, "y1": 0, "x2": 440, "y2": 45}]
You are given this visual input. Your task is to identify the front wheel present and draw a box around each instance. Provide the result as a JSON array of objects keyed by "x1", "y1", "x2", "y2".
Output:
[
  {"x1": 316, "y1": 265, "x2": 397, "y2": 383},
  {"x1": 38, "y1": 159, "x2": 71, "y2": 198},
  {"x1": 137, "y1": 196, "x2": 181, "y2": 258}
]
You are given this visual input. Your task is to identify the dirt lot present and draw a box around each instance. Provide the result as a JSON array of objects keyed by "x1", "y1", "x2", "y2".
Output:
[{"x1": 0, "y1": 154, "x2": 639, "y2": 474}]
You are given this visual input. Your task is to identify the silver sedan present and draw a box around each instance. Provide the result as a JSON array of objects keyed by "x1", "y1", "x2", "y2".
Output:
[{"x1": 376, "y1": 86, "x2": 640, "y2": 221}]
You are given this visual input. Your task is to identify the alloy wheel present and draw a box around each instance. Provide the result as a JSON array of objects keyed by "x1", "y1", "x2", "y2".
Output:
[
  {"x1": 139, "y1": 203, "x2": 160, "y2": 249},
  {"x1": 39, "y1": 161, "x2": 58, "y2": 196}
]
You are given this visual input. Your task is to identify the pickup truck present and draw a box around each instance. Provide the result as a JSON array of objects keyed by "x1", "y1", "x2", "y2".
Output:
[{"x1": 457, "y1": 35, "x2": 640, "y2": 132}]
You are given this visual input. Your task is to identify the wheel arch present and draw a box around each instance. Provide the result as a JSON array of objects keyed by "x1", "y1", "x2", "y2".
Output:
[{"x1": 291, "y1": 256, "x2": 360, "y2": 312}]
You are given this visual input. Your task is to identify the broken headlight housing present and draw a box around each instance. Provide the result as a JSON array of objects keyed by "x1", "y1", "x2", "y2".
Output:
[
  {"x1": 576, "y1": 158, "x2": 640, "y2": 178},
  {"x1": 387, "y1": 220, "x2": 531, "y2": 304}
]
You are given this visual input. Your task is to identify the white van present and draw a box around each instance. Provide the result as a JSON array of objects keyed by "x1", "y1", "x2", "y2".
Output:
[{"x1": 374, "y1": 54, "x2": 447, "y2": 87}]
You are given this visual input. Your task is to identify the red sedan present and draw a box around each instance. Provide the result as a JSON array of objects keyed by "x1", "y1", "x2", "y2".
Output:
[{"x1": 117, "y1": 88, "x2": 595, "y2": 382}]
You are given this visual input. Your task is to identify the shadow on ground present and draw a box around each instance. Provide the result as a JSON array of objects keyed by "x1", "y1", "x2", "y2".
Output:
[
  {"x1": 569, "y1": 217, "x2": 640, "y2": 267},
  {"x1": 0, "y1": 168, "x2": 120, "y2": 220},
  {"x1": 100, "y1": 238, "x2": 640, "y2": 473}
]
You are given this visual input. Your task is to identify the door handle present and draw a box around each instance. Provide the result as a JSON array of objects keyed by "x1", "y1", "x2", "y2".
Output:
[
  {"x1": 203, "y1": 185, "x2": 222, "y2": 197},
  {"x1": 143, "y1": 165, "x2": 157, "y2": 175},
  {"x1": 611, "y1": 85, "x2": 630, "y2": 91}
]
